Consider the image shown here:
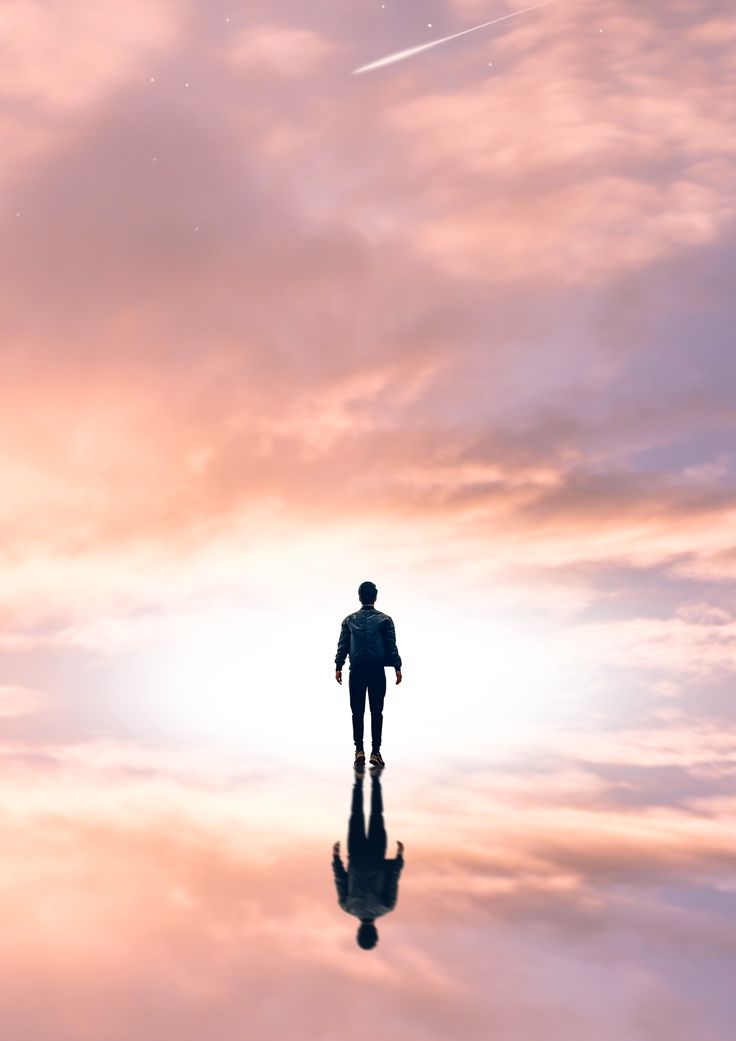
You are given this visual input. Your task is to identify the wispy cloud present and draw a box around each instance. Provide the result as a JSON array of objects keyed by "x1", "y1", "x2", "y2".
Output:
[{"x1": 0, "y1": 685, "x2": 49, "y2": 717}]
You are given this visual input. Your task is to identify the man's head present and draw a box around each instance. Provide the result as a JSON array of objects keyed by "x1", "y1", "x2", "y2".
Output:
[
  {"x1": 358, "y1": 581, "x2": 377, "y2": 605},
  {"x1": 357, "y1": 920, "x2": 378, "y2": 949}
]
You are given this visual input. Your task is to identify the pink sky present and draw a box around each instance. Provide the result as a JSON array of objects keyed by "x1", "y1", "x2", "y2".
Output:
[{"x1": 1, "y1": 0, "x2": 735, "y2": 1036}]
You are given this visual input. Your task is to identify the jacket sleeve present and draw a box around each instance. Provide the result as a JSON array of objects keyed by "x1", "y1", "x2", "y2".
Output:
[
  {"x1": 382, "y1": 855, "x2": 404, "y2": 911},
  {"x1": 333, "y1": 855, "x2": 349, "y2": 910},
  {"x1": 335, "y1": 619, "x2": 350, "y2": 670},
  {"x1": 382, "y1": 617, "x2": 402, "y2": 670}
]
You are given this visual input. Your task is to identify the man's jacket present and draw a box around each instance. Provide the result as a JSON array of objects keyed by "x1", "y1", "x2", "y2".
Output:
[
  {"x1": 335, "y1": 606, "x2": 402, "y2": 671},
  {"x1": 332, "y1": 854, "x2": 404, "y2": 919}
]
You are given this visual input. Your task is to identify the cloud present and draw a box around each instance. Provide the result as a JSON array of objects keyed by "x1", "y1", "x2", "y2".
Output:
[
  {"x1": 0, "y1": 0, "x2": 179, "y2": 187},
  {"x1": 0, "y1": 0, "x2": 734, "y2": 784},
  {"x1": 384, "y1": 3, "x2": 736, "y2": 284},
  {"x1": 0, "y1": 684, "x2": 48, "y2": 717},
  {"x1": 0, "y1": 3, "x2": 733, "y2": 1031},
  {"x1": 229, "y1": 25, "x2": 334, "y2": 76}
]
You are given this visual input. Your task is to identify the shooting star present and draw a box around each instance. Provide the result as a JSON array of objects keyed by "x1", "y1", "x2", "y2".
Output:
[{"x1": 352, "y1": 0, "x2": 557, "y2": 75}]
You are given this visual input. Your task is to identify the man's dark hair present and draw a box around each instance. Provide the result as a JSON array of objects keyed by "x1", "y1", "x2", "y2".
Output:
[
  {"x1": 357, "y1": 921, "x2": 378, "y2": 949},
  {"x1": 358, "y1": 581, "x2": 378, "y2": 605}
]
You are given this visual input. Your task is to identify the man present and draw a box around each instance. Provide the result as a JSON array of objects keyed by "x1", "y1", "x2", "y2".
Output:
[
  {"x1": 335, "y1": 580, "x2": 402, "y2": 771},
  {"x1": 332, "y1": 771, "x2": 404, "y2": 950}
]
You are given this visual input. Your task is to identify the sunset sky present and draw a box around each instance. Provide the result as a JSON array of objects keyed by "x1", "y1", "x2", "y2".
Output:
[{"x1": 1, "y1": 1, "x2": 735, "y2": 1037}]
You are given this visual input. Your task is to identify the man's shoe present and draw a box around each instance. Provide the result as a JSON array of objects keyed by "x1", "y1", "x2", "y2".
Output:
[
  {"x1": 369, "y1": 752, "x2": 385, "y2": 770},
  {"x1": 354, "y1": 751, "x2": 366, "y2": 773}
]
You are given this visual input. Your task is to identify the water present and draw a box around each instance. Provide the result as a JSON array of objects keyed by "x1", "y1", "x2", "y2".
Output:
[{"x1": 1, "y1": 730, "x2": 733, "y2": 1040}]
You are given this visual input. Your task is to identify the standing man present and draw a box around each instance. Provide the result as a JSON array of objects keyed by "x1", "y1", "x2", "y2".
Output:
[{"x1": 335, "y1": 580, "x2": 402, "y2": 771}]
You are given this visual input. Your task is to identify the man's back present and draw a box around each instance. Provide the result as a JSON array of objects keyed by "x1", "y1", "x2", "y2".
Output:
[
  {"x1": 335, "y1": 605, "x2": 402, "y2": 671},
  {"x1": 333, "y1": 856, "x2": 404, "y2": 919}
]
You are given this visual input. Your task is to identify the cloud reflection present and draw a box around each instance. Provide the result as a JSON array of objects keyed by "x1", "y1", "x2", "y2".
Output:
[{"x1": 0, "y1": 741, "x2": 734, "y2": 1038}]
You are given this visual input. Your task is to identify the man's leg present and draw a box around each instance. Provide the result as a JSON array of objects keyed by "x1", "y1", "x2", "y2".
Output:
[
  {"x1": 367, "y1": 773, "x2": 387, "y2": 862},
  {"x1": 348, "y1": 667, "x2": 368, "y2": 752},
  {"x1": 367, "y1": 665, "x2": 387, "y2": 754},
  {"x1": 347, "y1": 777, "x2": 368, "y2": 862}
]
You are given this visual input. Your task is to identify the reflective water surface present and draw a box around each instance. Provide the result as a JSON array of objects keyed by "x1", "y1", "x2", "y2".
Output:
[{"x1": 1, "y1": 733, "x2": 733, "y2": 1041}]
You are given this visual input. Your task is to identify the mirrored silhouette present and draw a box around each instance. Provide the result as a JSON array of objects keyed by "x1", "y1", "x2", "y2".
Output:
[{"x1": 332, "y1": 770, "x2": 404, "y2": 949}]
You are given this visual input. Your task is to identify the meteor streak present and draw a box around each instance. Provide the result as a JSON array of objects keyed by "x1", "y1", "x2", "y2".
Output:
[{"x1": 352, "y1": 0, "x2": 557, "y2": 75}]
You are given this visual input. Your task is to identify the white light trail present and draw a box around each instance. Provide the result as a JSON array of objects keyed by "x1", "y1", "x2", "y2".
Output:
[{"x1": 352, "y1": 1, "x2": 557, "y2": 75}]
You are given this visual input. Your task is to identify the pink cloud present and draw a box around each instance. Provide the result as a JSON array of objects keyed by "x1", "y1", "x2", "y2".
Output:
[
  {"x1": 0, "y1": 0, "x2": 733, "y2": 845},
  {"x1": 0, "y1": 684, "x2": 48, "y2": 716},
  {"x1": 0, "y1": 1, "x2": 180, "y2": 191},
  {"x1": 229, "y1": 25, "x2": 335, "y2": 77},
  {"x1": 383, "y1": 3, "x2": 736, "y2": 284}
]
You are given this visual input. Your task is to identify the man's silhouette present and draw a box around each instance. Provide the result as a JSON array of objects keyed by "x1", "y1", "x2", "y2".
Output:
[
  {"x1": 335, "y1": 580, "x2": 402, "y2": 771},
  {"x1": 332, "y1": 772, "x2": 404, "y2": 949}
]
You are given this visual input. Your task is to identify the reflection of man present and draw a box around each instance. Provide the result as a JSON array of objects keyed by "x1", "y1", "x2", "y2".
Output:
[
  {"x1": 334, "y1": 580, "x2": 402, "y2": 771},
  {"x1": 332, "y1": 773, "x2": 404, "y2": 950}
]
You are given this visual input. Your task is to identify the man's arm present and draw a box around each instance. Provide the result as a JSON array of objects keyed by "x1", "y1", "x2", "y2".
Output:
[
  {"x1": 382, "y1": 845, "x2": 404, "y2": 911},
  {"x1": 382, "y1": 617, "x2": 402, "y2": 673},
  {"x1": 332, "y1": 842, "x2": 349, "y2": 909},
  {"x1": 335, "y1": 619, "x2": 350, "y2": 680}
]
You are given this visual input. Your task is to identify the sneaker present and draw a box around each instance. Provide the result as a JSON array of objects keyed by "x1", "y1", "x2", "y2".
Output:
[
  {"x1": 354, "y1": 751, "x2": 366, "y2": 773},
  {"x1": 369, "y1": 752, "x2": 385, "y2": 770}
]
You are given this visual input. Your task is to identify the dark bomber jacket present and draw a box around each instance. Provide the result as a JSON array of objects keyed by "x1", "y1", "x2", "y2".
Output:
[
  {"x1": 335, "y1": 606, "x2": 402, "y2": 671},
  {"x1": 332, "y1": 853, "x2": 404, "y2": 919}
]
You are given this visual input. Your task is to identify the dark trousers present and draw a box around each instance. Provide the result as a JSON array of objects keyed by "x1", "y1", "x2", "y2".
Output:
[
  {"x1": 349, "y1": 662, "x2": 386, "y2": 752},
  {"x1": 348, "y1": 775, "x2": 387, "y2": 864}
]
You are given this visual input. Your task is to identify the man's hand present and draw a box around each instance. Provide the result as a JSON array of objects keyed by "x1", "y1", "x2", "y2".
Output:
[
  {"x1": 395, "y1": 670, "x2": 402, "y2": 685},
  {"x1": 333, "y1": 841, "x2": 341, "y2": 856},
  {"x1": 335, "y1": 670, "x2": 342, "y2": 685},
  {"x1": 397, "y1": 841, "x2": 404, "y2": 855}
]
